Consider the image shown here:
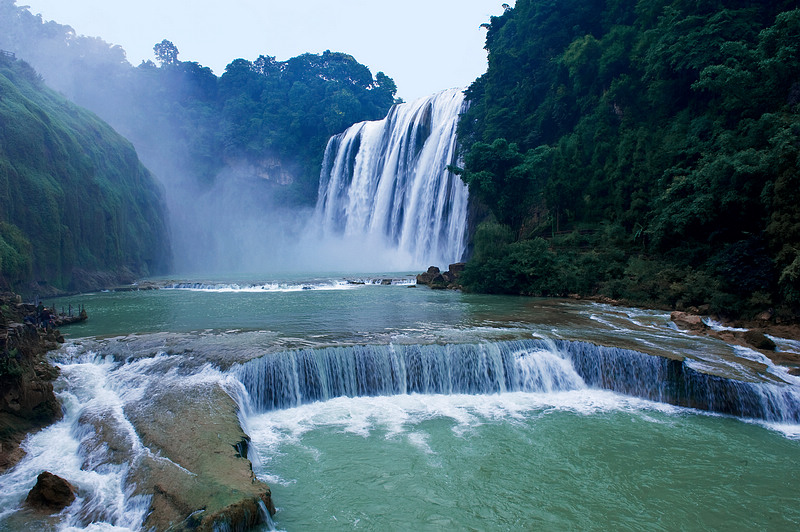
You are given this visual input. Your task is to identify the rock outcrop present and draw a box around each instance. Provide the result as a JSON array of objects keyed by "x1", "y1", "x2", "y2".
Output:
[
  {"x1": 126, "y1": 384, "x2": 275, "y2": 531},
  {"x1": 25, "y1": 471, "x2": 77, "y2": 512},
  {"x1": 416, "y1": 263, "x2": 466, "y2": 290},
  {"x1": 0, "y1": 293, "x2": 64, "y2": 472},
  {"x1": 671, "y1": 310, "x2": 799, "y2": 375}
]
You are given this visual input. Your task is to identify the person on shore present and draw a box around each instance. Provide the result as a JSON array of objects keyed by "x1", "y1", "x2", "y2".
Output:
[{"x1": 39, "y1": 306, "x2": 51, "y2": 329}]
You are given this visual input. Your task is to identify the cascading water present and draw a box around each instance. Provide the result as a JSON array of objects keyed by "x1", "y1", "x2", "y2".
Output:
[
  {"x1": 234, "y1": 340, "x2": 800, "y2": 422},
  {"x1": 313, "y1": 88, "x2": 469, "y2": 269}
]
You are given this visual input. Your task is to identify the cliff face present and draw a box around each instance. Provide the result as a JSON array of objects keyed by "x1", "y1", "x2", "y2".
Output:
[
  {"x1": 0, "y1": 293, "x2": 62, "y2": 472},
  {"x1": 0, "y1": 53, "x2": 171, "y2": 294}
]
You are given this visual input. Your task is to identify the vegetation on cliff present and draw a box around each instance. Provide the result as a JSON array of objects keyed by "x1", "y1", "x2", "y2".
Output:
[
  {"x1": 0, "y1": 1, "x2": 398, "y2": 204},
  {"x1": 0, "y1": 54, "x2": 170, "y2": 292},
  {"x1": 456, "y1": 0, "x2": 800, "y2": 319}
]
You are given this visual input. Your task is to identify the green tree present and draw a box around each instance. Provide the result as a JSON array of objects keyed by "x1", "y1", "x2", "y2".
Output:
[{"x1": 153, "y1": 39, "x2": 179, "y2": 67}]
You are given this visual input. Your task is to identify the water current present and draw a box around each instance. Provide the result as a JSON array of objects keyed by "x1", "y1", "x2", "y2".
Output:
[{"x1": 1, "y1": 276, "x2": 799, "y2": 531}]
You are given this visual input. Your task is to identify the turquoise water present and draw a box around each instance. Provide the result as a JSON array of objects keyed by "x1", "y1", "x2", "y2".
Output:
[
  {"x1": 248, "y1": 393, "x2": 799, "y2": 531},
  {"x1": 4, "y1": 277, "x2": 797, "y2": 531}
]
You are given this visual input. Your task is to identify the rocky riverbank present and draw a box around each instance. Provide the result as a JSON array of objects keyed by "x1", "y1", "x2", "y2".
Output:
[
  {"x1": 0, "y1": 293, "x2": 66, "y2": 472},
  {"x1": 1, "y1": 291, "x2": 277, "y2": 530}
]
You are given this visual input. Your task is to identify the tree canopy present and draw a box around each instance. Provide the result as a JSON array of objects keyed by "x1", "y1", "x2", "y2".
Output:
[
  {"x1": 0, "y1": 1, "x2": 399, "y2": 204},
  {"x1": 457, "y1": 0, "x2": 800, "y2": 319}
]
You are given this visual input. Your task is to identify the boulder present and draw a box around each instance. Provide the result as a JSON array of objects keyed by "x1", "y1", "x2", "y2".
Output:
[
  {"x1": 126, "y1": 383, "x2": 276, "y2": 531},
  {"x1": 743, "y1": 330, "x2": 777, "y2": 351},
  {"x1": 416, "y1": 266, "x2": 441, "y2": 285},
  {"x1": 448, "y1": 263, "x2": 466, "y2": 275},
  {"x1": 670, "y1": 311, "x2": 708, "y2": 332},
  {"x1": 429, "y1": 274, "x2": 448, "y2": 289},
  {"x1": 25, "y1": 471, "x2": 76, "y2": 512}
]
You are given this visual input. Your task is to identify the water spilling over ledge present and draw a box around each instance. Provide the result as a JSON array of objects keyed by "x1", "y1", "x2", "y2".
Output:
[
  {"x1": 313, "y1": 88, "x2": 469, "y2": 269},
  {"x1": 234, "y1": 340, "x2": 800, "y2": 423}
]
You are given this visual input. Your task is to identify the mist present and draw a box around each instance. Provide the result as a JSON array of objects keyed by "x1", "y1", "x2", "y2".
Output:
[{"x1": 0, "y1": 2, "x2": 471, "y2": 278}]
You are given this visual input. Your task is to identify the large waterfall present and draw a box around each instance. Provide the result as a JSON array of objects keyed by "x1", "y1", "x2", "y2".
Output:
[{"x1": 313, "y1": 88, "x2": 469, "y2": 270}]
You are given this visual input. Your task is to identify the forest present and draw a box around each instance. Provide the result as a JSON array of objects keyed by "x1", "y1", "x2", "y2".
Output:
[
  {"x1": 455, "y1": 0, "x2": 800, "y2": 319},
  {"x1": 0, "y1": 0, "x2": 398, "y2": 203},
  {"x1": 0, "y1": 1, "x2": 398, "y2": 291}
]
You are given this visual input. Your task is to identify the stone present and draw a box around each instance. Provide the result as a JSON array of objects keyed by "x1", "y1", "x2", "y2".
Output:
[
  {"x1": 743, "y1": 330, "x2": 776, "y2": 351},
  {"x1": 25, "y1": 471, "x2": 76, "y2": 512},
  {"x1": 124, "y1": 383, "x2": 276, "y2": 531},
  {"x1": 756, "y1": 309, "x2": 774, "y2": 322},
  {"x1": 448, "y1": 262, "x2": 466, "y2": 275},
  {"x1": 670, "y1": 311, "x2": 708, "y2": 332}
]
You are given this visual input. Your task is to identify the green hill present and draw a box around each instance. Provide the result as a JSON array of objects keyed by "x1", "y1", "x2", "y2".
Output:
[
  {"x1": 0, "y1": 53, "x2": 169, "y2": 293},
  {"x1": 456, "y1": 0, "x2": 800, "y2": 320}
]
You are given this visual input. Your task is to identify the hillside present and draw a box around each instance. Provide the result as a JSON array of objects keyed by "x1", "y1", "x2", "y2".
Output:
[
  {"x1": 0, "y1": 53, "x2": 170, "y2": 293},
  {"x1": 0, "y1": 1, "x2": 398, "y2": 205},
  {"x1": 456, "y1": 0, "x2": 800, "y2": 320}
]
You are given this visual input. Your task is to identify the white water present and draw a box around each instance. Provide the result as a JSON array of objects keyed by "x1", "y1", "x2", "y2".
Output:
[
  {"x1": 313, "y1": 89, "x2": 469, "y2": 270},
  {"x1": 0, "y1": 353, "x2": 152, "y2": 531},
  {"x1": 4, "y1": 287, "x2": 800, "y2": 530}
]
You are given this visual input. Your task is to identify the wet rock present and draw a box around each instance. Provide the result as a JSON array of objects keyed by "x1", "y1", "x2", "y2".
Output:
[
  {"x1": 25, "y1": 471, "x2": 76, "y2": 512},
  {"x1": 124, "y1": 383, "x2": 275, "y2": 531},
  {"x1": 743, "y1": 330, "x2": 776, "y2": 351},
  {"x1": 1, "y1": 293, "x2": 63, "y2": 472},
  {"x1": 670, "y1": 311, "x2": 708, "y2": 332},
  {"x1": 416, "y1": 266, "x2": 441, "y2": 285},
  {"x1": 756, "y1": 309, "x2": 774, "y2": 322},
  {"x1": 417, "y1": 264, "x2": 464, "y2": 290}
]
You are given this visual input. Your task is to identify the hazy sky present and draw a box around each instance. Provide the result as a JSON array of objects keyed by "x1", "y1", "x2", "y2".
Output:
[{"x1": 22, "y1": 0, "x2": 510, "y2": 101}]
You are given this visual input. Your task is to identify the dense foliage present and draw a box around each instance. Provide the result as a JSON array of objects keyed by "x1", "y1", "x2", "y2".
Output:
[
  {"x1": 456, "y1": 0, "x2": 800, "y2": 319},
  {"x1": 0, "y1": 1, "x2": 398, "y2": 203},
  {"x1": 0, "y1": 54, "x2": 170, "y2": 291}
]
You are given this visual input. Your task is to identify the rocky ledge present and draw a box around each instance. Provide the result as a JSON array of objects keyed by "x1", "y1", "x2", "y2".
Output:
[
  {"x1": 671, "y1": 310, "x2": 800, "y2": 376},
  {"x1": 0, "y1": 293, "x2": 65, "y2": 472},
  {"x1": 416, "y1": 263, "x2": 466, "y2": 290}
]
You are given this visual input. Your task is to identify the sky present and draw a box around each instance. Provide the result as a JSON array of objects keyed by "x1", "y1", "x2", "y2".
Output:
[{"x1": 21, "y1": 0, "x2": 511, "y2": 102}]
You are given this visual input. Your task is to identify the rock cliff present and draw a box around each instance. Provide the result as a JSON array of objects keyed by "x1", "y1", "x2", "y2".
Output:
[{"x1": 0, "y1": 293, "x2": 63, "y2": 472}]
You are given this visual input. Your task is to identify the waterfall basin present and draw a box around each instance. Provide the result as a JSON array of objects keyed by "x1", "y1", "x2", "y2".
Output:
[{"x1": 1, "y1": 277, "x2": 798, "y2": 531}]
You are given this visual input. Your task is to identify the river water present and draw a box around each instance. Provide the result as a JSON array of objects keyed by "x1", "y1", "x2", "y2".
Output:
[{"x1": 1, "y1": 274, "x2": 799, "y2": 531}]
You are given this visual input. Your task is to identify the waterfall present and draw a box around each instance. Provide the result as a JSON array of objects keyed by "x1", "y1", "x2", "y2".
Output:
[
  {"x1": 313, "y1": 88, "x2": 469, "y2": 269},
  {"x1": 234, "y1": 340, "x2": 800, "y2": 422}
]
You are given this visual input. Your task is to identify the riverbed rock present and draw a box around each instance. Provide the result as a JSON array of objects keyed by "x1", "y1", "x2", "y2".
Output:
[
  {"x1": 670, "y1": 311, "x2": 708, "y2": 332},
  {"x1": 743, "y1": 330, "x2": 777, "y2": 351},
  {"x1": 448, "y1": 262, "x2": 466, "y2": 275},
  {"x1": 416, "y1": 266, "x2": 441, "y2": 285},
  {"x1": 25, "y1": 471, "x2": 76, "y2": 512},
  {"x1": 417, "y1": 264, "x2": 465, "y2": 290},
  {"x1": 125, "y1": 382, "x2": 275, "y2": 531}
]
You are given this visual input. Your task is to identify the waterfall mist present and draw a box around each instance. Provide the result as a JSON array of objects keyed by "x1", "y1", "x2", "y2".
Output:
[{"x1": 163, "y1": 89, "x2": 470, "y2": 275}]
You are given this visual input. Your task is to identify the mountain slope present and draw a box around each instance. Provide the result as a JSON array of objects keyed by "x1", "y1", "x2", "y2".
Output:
[
  {"x1": 0, "y1": 54, "x2": 169, "y2": 292},
  {"x1": 457, "y1": 0, "x2": 800, "y2": 319}
]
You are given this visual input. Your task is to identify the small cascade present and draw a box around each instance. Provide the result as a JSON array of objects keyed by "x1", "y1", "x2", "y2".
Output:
[
  {"x1": 313, "y1": 88, "x2": 469, "y2": 269},
  {"x1": 234, "y1": 340, "x2": 800, "y2": 422}
]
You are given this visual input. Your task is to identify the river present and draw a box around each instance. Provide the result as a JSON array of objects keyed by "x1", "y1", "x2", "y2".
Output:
[{"x1": 1, "y1": 274, "x2": 798, "y2": 531}]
